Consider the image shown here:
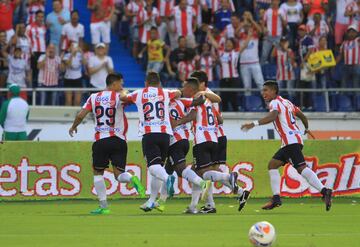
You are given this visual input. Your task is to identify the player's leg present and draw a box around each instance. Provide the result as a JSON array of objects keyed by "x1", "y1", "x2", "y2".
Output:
[
  {"x1": 290, "y1": 144, "x2": 332, "y2": 211},
  {"x1": 91, "y1": 139, "x2": 111, "y2": 215},
  {"x1": 111, "y1": 137, "x2": 145, "y2": 198},
  {"x1": 184, "y1": 183, "x2": 201, "y2": 214}
]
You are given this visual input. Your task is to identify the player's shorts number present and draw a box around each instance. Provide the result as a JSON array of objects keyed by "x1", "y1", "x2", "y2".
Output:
[
  {"x1": 143, "y1": 101, "x2": 165, "y2": 121},
  {"x1": 206, "y1": 106, "x2": 215, "y2": 126},
  {"x1": 95, "y1": 105, "x2": 116, "y2": 126}
]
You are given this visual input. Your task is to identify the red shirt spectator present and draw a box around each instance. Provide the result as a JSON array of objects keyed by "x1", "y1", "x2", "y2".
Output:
[
  {"x1": 88, "y1": 0, "x2": 115, "y2": 23},
  {"x1": 0, "y1": 0, "x2": 16, "y2": 31},
  {"x1": 303, "y1": 0, "x2": 328, "y2": 17}
]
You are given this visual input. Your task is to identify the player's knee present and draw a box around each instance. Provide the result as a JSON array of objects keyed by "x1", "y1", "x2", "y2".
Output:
[
  {"x1": 295, "y1": 163, "x2": 307, "y2": 174},
  {"x1": 93, "y1": 168, "x2": 105, "y2": 176},
  {"x1": 174, "y1": 163, "x2": 187, "y2": 177}
]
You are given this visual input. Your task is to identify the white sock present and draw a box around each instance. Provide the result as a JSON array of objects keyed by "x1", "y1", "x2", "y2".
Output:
[
  {"x1": 94, "y1": 175, "x2": 107, "y2": 207},
  {"x1": 206, "y1": 183, "x2": 215, "y2": 208},
  {"x1": 190, "y1": 183, "x2": 202, "y2": 209},
  {"x1": 148, "y1": 174, "x2": 162, "y2": 204},
  {"x1": 182, "y1": 167, "x2": 203, "y2": 186},
  {"x1": 203, "y1": 171, "x2": 231, "y2": 187},
  {"x1": 149, "y1": 164, "x2": 169, "y2": 182},
  {"x1": 117, "y1": 172, "x2": 132, "y2": 183},
  {"x1": 159, "y1": 182, "x2": 168, "y2": 201},
  {"x1": 269, "y1": 169, "x2": 281, "y2": 195},
  {"x1": 301, "y1": 167, "x2": 325, "y2": 192}
]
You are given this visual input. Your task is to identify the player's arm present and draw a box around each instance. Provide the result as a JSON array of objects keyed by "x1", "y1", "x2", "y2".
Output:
[
  {"x1": 69, "y1": 109, "x2": 91, "y2": 137},
  {"x1": 295, "y1": 110, "x2": 315, "y2": 139},
  {"x1": 241, "y1": 110, "x2": 279, "y2": 131},
  {"x1": 172, "y1": 109, "x2": 197, "y2": 128},
  {"x1": 217, "y1": 114, "x2": 224, "y2": 125},
  {"x1": 169, "y1": 90, "x2": 182, "y2": 99},
  {"x1": 194, "y1": 91, "x2": 221, "y2": 103},
  {"x1": 190, "y1": 96, "x2": 206, "y2": 106}
]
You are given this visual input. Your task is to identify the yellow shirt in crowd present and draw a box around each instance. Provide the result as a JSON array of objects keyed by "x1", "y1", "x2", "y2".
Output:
[{"x1": 147, "y1": 39, "x2": 165, "y2": 62}]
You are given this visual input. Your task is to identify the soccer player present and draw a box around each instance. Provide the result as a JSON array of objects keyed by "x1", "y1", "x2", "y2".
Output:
[
  {"x1": 120, "y1": 72, "x2": 181, "y2": 212},
  {"x1": 241, "y1": 80, "x2": 333, "y2": 211},
  {"x1": 173, "y1": 77, "x2": 249, "y2": 214},
  {"x1": 191, "y1": 71, "x2": 250, "y2": 213},
  {"x1": 69, "y1": 73, "x2": 146, "y2": 215}
]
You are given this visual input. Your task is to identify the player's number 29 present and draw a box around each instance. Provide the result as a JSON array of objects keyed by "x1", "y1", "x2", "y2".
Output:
[{"x1": 95, "y1": 106, "x2": 116, "y2": 126}]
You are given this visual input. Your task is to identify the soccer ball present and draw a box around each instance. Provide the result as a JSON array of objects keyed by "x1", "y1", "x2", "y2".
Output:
[{"x1": 248, "y1": 221, "x2": 276, "y2": 246}]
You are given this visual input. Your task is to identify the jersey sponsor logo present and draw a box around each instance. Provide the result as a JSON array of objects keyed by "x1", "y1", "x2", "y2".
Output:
[
  {"x1": 142, "y1": 92, "x2": 164, "y2": 101},
  {"x1": 95, "y1": 126, "x2": 122, "y2": 132},
  {"x1": 197, "y1": 126, "x2": 217, "y2": 132},
  {"x1": 95, "y1": 96, "x2": 116, "y2": 107}
]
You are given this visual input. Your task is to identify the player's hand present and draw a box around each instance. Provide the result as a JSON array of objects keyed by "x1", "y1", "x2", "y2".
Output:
[
  {"x1": 241, "y1": 123, "x2": 255, "y2": 132},
  {"x1": 194, "y1": 91, "x2": 206, "y2": 98},
  {"x1": 69, "y1": 127, "x2": 77, "y2": 137},
  {"x1": 305, "y1": 129, "x2": 316, "y2": 139}
]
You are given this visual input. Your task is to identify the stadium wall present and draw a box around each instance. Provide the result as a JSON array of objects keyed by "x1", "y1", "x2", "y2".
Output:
[{"x1": 0, "y1": 141, "x2": 359, "y2": 200}]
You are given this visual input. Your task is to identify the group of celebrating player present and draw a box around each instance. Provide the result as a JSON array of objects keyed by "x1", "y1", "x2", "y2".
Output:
[{"x1": 69, "y1": 70, "x2": 332, "y2": 215}]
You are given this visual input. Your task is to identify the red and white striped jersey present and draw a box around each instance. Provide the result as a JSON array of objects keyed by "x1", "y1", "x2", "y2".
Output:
[
  {"x1": 169, "y1": 98, "x2": 193, "y2": 146},
  {"x1": 62, "y1": 0, "x2": 74, "y2": 11},
  {"x1": 269, "y1": 96, "x2": 303, "y2": 148},
  {"x1": 127, "y1": 0, "x2": 144, "y2": 25},
  {"x1": 306, "y1": 19, "x2": 329, "y2": 46},
  {"x1": 172, "y1": 5, "x2": 195, "y2": 37},
  {"x1": 239, "y1": 31, "x2": 260, "y2": 64},
  {"x1": 178, "y1": 61, "x2": 196, "y2": 81},
  {"x1": 199, "y1": 55, "x2": 214, "y2": 82},
  {"x1": 210, "y1": 0, "x2": 235, "y2": 13},
  {"x1": 126, "y1": 87, "x2": 177, "y2": 136},
  {"x1": 158, "y1": 0, "x2": 175, "y2": 17},
  {"x1": 274, "y1": 48, "x2": 295, "y2": 81},
  {"x1": 192, "y1": 99, "x2": 218, "y2": 145},
  {"x1": 205, "y1": 87, "x2": 225, "y2": 138},
  {"x1": 219, "y1": 49, "x2": 240, "y2": 79},
  {"x1": 26, "y1": 23, "x2": 47, "y2": 53},
  {"x1": 187, "y1": 0, "x2": 202, "y2": 26},
  {"x1": 38, "y1": 55, "x2": 61, "y2": 86},
  {"x1": 263, "y1": 8, "x2": 286, "y2": 37},
  {"x1": 26, "y1": 3, "x2": 45, "y2": 25},
  {"x1": 222, "y1": 24, "x2": 237, "y2": 39},
  {"x1": 138, "y1": 7, "x2": 160, "y2": 44},
  {"x1": 346, "y1": 2, "x2": 360, "y2": 30},
  {"x1": 61, "y1": 22, "x2": 85, "y2": 50},
  {"x1": 83, "y1": 91, "x2": 128, "y2": 141},
  {"x1": 341, "y1": 37, "x2": 360, "y2": 65}
]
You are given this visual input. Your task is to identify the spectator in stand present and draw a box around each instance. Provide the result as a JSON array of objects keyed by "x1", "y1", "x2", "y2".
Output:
[
  {"x1": 26, "y1": 0, "x2": 45, "y2": 25},
  {"x1": 88, "y1": 43, "x2": 114, "y2": 89},
  {"x1": 337, "y1": 25, "x2": 360, "y2": 88},
  {"x1": 126, "y1": 0, "x2": 145, "y2": 57},
  {"x1": 196, "y1": 42, "x2": 216, "y2": 87},
  {"x1": 61, "y1": 10, "x2": 85, "y2": 53},
  {"x1": 280, "y1": 0, "x2": 303, "y2": 50},
  {"x1": 138, "y1": 0, "x2": 160, "y2": 48},
  {"x1": 157, "y1": 0, "x2": 175, "y2": 45},
  {"x1": 0, "y1": 0, "x2": 20, "y2": 42},
  {"x1": 188, "y1": 0, "x2": 205, "y2": 28},
  {"x1": 272, "y1": 36, "x2": 297, "y2": 98},
  {"x1": 306, "y1": 12, "x2": 331, "y2": 46},
  {"x1": 63, "y1": 42, "x2": 85, "y2": 106},
  {"x1": 62, "y1": 0, "x2": 74, "y2": 11},
  {"x1": 345, "y1": 0, "x2": 360, "y2": 32},
  {"x1": 239, "y1": 12, "x2": 264, "y2": 95},
  {"x1": 38, "y1": 44, "x2": 63, "y2": 106},
  {"x1": 88, "y1": 0, "x2": 115, "y2": 51},
  {"x1": 46, "y1": 0, "x2": 71, "y2": 53},
  {"x1": 335, "y1": 0, "x2": 353, "y2": 47},
  {"x1": 0, "y1": 84, "x2": 29, "y2": 141},
  {"x1": 177, "y1": 51, "x2": 196, "y2": 82},
  {"x1": 170, "y1": 36, "x2": 195, "y2": 73},
  {"x1": 5, "y1": 47, "x2": 31, "y2": 100},
  {"x1": 138, "y1": 27, "x2": 173, "y2": 75},
  {"x1": 254, "y1": 0, "x2": 271, "y2": 21},
  {"x1": 9, "y1": 24, "x2": 31, "y2": 63},
  {"x1": 222, "y1": 13, "x2": 242, "y2": 41},
  {"x1": 260, "y1": 0, "x2": 287, "y2": 64},
  {"x1": 298, "y1": 24, "x2": 316, "y2": 109},
  {"x1": 0, "y1": 31, "x2": 9, "y2": 88},
  {"x1": 171, "y1": 0, "x2": 197, "y2": 48},
  {"x1": 26, "y1": 10, "x2": 46, "y2": 88},
  {"x1": 303, "y1": 0, "x2": 328, "y2": 19},
  {"x1": 313, "y1": 35, "x2": 330, "y2": 90},
  {"x1": 214, "y1": 0, "x2": 232, "y2": 32}
]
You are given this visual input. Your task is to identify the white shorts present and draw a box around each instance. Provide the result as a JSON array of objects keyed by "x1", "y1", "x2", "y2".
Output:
[
  {"x1": 90, "y1": 21, "x2": 111, "y2": 45},
  {"x1": 5, "y1": 29, "x2": 15, "y2": 43}
]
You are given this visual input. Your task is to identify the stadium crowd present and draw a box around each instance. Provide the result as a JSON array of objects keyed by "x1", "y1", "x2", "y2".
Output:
[{"x1": 0, "y1": 0, "x2": 359, "y2": 111}]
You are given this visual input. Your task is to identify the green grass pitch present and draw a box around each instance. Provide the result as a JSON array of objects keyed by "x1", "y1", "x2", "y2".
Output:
[{"x1": 0, "y1": 198, "x2": 359, "y2": 247}]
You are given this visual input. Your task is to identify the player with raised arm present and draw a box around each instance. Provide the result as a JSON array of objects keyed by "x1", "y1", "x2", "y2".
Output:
[
  {"x1": 191, "y1": 71, "x2": 251, "y2": 213},
  {"x1": 69, "y1": 73, "x2": 145, "y2": 215},
  {"x1": 173, "y1": 77, "x2": 249, "y2": 214},
  {"x1": 120, "y1": 72, "x2": 181, "y2": 212},
  {"x1": 241, "y1": 80, "x2": 332, "y2": 211}
]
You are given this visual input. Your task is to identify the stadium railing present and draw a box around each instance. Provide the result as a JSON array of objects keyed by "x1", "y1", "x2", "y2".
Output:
[{"x1": 0, "y1": 87, "x2": 359, "y2": 112}]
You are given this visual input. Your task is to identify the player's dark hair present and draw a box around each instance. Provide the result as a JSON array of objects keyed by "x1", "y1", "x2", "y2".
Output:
[
  {"x1": 191, "y1": 71, "x2": 208, "y2": 87},
  {"x1": 36, "y1": 10, "x2": 44, "y2": 16},
  {"x1": 184, "y1": 77, "x2": 200, "y2": 91},
  {"x1": 146, "y1": 72, "x2": 161, "y2": 86},
  {"x1": 71, "y1": 10, "x2": 79, "y2": 16},
  {"x1": 263, "y1": 80, "x2": 279, "y2": 94},
  {"x1": 106, "y1": 73, "x2": 123, "y2": 86}
]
